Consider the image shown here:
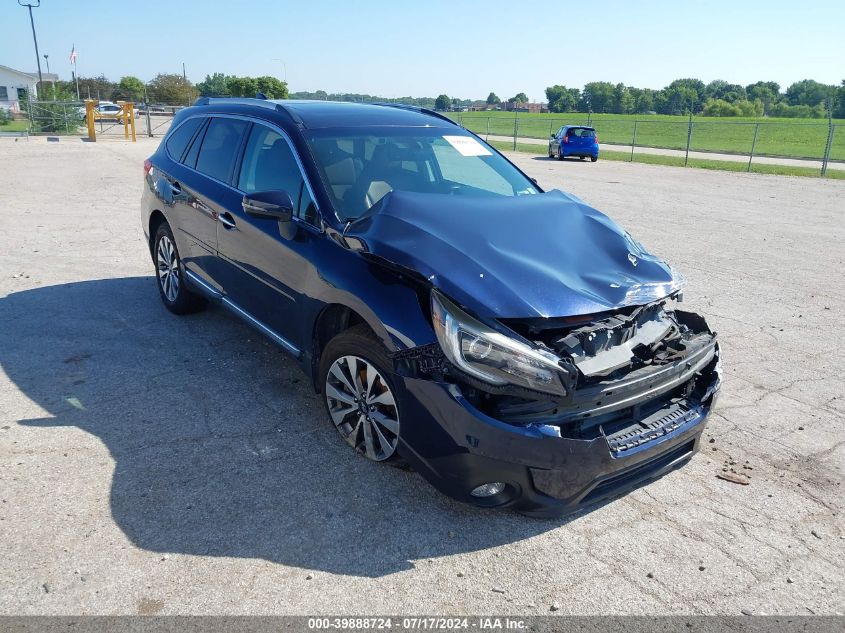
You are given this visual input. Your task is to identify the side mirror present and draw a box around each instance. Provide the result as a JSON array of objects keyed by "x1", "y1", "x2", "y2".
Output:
[
  {"x1": 550, "y1": 133, "x2": 556, "y2": 139},
  {"x1": 242, "y1": 190, "x2": 294, "y2": 222}
]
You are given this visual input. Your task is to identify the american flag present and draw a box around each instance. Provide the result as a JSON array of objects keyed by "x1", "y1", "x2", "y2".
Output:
[{"x1": 69, "y1": 45, "x2": 77, "y2": 64}]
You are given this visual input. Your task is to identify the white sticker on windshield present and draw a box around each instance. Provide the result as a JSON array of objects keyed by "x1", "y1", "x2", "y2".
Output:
[{"x1": 443, "y1": 135, "x2": 492, "y2": 157}]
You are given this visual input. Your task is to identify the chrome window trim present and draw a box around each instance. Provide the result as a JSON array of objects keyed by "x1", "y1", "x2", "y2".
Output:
[{"x1": 164, "y1": 112, "x2": 325, "y2": 230}]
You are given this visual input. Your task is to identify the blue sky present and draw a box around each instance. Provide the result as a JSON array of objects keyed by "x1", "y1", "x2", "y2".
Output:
[{"x1": 2, "y1": 0, "x2": 843, "y2": 99}]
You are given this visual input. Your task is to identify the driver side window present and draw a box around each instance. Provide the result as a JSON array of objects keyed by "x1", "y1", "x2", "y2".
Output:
[
  {"x1": 237, "y1": 125, "x2": 302, "y2": 196},
  {"x1": 237, "y1": 124, "x2": 319, "y2": 225}
]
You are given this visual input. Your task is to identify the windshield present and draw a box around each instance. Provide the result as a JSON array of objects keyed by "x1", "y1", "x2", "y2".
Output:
[{"x1": 307, "y1": 128, "x2": 539, "y2": 220}]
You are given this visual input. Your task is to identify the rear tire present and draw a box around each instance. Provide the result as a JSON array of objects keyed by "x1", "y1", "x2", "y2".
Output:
[
  {"x1": 591, "y1": 156, "x2": 598, "y2": 162},
  {"x1": 319, "y1": 324, "x2": 406, "y2": 467},
  {"x1": 153, "y1": 223, "x2": 206, "y2": 315},
  {"x1": 557, "y1": 148, "x2": 565, "y2": 161}
]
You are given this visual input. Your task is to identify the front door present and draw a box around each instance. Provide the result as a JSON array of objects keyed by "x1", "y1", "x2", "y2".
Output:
[{"x1": 215, "y1": 122, "x2": 312, "y2": 347}]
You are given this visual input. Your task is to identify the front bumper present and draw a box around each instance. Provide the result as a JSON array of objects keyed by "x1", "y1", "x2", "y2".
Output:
[{"x1": 395, "y1": 349, "x2": 719, "y2": 518}]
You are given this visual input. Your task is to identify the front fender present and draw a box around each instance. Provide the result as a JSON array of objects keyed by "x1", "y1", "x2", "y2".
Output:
[{"x1": 306, "y1": 252, "x2": 436, "y2": 355}]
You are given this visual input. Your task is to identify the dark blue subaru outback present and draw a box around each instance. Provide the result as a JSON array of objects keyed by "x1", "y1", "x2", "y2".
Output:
[{"x1": 141, "y1": 98, "x2": 720, "y2": 517}]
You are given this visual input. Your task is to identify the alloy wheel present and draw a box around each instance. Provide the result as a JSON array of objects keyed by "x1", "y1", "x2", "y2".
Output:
[
  {"x1": 325, "y1": 355, "x2": 400, "y2": 461},
  {"x1": 156, "y1": 235, "x2": 180, "y2": 303}
]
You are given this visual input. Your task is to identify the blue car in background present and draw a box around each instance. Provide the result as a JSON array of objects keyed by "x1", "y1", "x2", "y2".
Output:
[{"x1": 549, "y1": 125, "x2": 599, "y2": 162}]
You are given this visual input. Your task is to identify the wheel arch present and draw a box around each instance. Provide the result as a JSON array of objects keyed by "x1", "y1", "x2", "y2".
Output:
[
  {"x1": 147, "y1": 209, "x2": 168, "y2": 254},
  {"x1": 308, "y1": 284, "x2": 435, "y2": 390},
  {"x1": 310, "y1": 304, "x2": 376, "y2": 391}
]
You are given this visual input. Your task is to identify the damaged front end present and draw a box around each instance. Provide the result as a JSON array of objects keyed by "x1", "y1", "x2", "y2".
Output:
[
  {"x1": 497, "y1": 300, "x2": 720, "y2": 456},
  {"x1": 398, "y1": 289, "x2": 720, "y2": 460},
  {"x1": 351, "y1": 189, "x2": 721, "y2": 511}
]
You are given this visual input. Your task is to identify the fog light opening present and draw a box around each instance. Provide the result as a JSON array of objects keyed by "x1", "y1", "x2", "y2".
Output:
[{"x1": 470, "y1": 482, "x2": 506, "y2": 498}]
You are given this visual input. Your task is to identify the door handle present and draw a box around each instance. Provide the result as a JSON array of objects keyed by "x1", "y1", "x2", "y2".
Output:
[
  {"x1": 169, "y1": 181, "x2": 182, "y2": 195},
  {"x1": 218, "y1": 212, "x2": 237, "y2": 230},
  {"x1": 194, "y1": 199, "x2": 212, "y2": 213}
]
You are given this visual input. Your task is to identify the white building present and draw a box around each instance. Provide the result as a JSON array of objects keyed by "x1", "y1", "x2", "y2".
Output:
[{"x1": 0, "y1": 64, "x2": 59, "y2": 112}]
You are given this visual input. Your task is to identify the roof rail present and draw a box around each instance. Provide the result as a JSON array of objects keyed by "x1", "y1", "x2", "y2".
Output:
[
  {"x1": 370, "y1": 102, "x2": 460, "y2": 127},
  {"x1": 192, "y1": 96, "x2": 279, "y2": 110},
  {"x1": 192, "y1": 96, "x2": 304, "y2": 125}
]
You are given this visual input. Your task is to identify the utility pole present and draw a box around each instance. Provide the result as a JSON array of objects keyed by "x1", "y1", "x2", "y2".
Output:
[
  {"x1": 182, "y1": 62, "x2": 189, "y2": 106},
  {"x1": 18, "y1": 1, "x2": 44, "y2": 98}
]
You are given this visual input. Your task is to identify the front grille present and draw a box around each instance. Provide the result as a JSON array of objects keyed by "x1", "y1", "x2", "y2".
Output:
[{"x1": 603, "y1": 402, "x2": 701, "y2": 455}]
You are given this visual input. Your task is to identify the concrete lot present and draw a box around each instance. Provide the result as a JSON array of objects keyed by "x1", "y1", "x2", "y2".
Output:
[{"x1": 0, "y1": 136, "x2": 842, "y2": 616}]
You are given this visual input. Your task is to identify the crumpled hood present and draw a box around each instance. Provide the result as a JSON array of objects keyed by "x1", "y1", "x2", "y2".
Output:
[{"x1": 348, "y1": 190, "x2": 681, "y2": 319}]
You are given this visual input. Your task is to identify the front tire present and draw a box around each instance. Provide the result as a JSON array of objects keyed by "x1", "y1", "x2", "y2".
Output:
[
  {"x1": 153, "y1": 223, "x2": 205, "y2": 314},
  {"x1": 319, "y1": 325, "x2": 403, "y2": 465}
]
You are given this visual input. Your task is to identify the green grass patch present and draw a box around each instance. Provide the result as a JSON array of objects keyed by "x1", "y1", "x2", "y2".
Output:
[
  {"x1": 487, "y1": 140, "x2": 844, "y2": 180},
  {"x1": 457, "y1": 112, "x2": 844, "y2": 161},
  {"x1": 0, "y1": 120, "x2": 30, "y2": 133}
]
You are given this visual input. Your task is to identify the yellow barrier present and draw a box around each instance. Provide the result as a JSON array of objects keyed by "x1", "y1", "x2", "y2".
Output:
[{"x1": 84, "y1": 100, "x2": 136, "y2": 142}]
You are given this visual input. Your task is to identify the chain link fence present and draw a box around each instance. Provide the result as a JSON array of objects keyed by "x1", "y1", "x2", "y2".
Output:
[
  {"x1": 8, "y1": 97, "x2": 183, "y2": 139},
  {"x1": 20, "y1": 100, "x2": 84, "y2": 134},
  {"x1": 136, "y1": 103, "x2": 181, "y2": 137},
  {"x1": 455, "y1": 114, "x2": 842, "y2": 176}
]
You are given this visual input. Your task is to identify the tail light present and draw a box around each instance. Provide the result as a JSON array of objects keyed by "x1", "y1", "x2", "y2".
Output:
[
  {"x1": 563, "y1": 135, "x2": 569, "y2": 144},
  {"x1": 143, "y1": 158, "x2": 152, "y2": 176},
  {"x1": 594, "y1": 133, "x2": 598, "y2": 143}
]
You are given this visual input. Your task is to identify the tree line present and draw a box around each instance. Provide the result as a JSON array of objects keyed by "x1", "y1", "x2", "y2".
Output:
[
  {"x1": 46, "y1": 72, "x2": 289, "y2": 105},
  {"x1": 545, "y1": 79, "x2": 845, "y2": 118},
  {"x1": 42, "y1": 72, "x2": 845, "y2": 120}
]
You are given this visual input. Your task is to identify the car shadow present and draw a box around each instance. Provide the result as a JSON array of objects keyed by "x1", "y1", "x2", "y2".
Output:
[{"x1": 1, "y1": 277, "x2": 577, "y2": 578}]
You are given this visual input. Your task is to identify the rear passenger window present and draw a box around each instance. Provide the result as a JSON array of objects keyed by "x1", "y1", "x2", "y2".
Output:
[
  {"x1": 195, "y1": 117, "x2": 249, "y2": 183},
  {"x1": 165, "y1": 117, "x2": 203, "y2": 162},
  {"x1": 182, "y1": 120, "x2": 207, "y2": 168},
  {"x1": 237, "y1": 125, "x2": 303, "y2": 197}
]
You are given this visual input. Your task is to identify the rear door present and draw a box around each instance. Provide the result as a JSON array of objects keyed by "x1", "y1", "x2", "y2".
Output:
[
  {"x1": 184, "y1": 116, "x2": 250, "y2": 286},
  {"x1": 154, "y1": 115, "x2": 218, "y2": 280}
]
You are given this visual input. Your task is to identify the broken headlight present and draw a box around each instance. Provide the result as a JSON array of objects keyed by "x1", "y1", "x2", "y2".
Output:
[
  {"x1": 431, "y1": 290, "x2": 569, "y2": 396},
  {"x1": 622, "y1": 266, "x2": 686, "y2": 305}
]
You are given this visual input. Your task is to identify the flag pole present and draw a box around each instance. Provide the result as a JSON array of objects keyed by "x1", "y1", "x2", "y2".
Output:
[{"x1": 70, "y1": 43, "x2": 80, "y2": 100}]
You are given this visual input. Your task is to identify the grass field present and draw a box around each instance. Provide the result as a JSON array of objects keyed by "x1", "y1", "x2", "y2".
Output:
[
  {"x1": 0, "y1": 121, "x2": 29, "y2": 133},
  {"x1": 450, "y1": 111, "x2": 845, "y2": 161},
  {"x1": 488, "y1": 140, "x2": 845, "y2": 180}
]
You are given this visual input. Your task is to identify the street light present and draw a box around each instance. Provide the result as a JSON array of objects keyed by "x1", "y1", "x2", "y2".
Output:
[
  {"x1": 18, "y1": 0, "x2": 44, "y2": 98},
  {"x1": 271, "y1": 58, "x2": 287, "y2": 83},
  {"x1": 43, "y1": 53, "x2": 54, "y2": 100}
]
